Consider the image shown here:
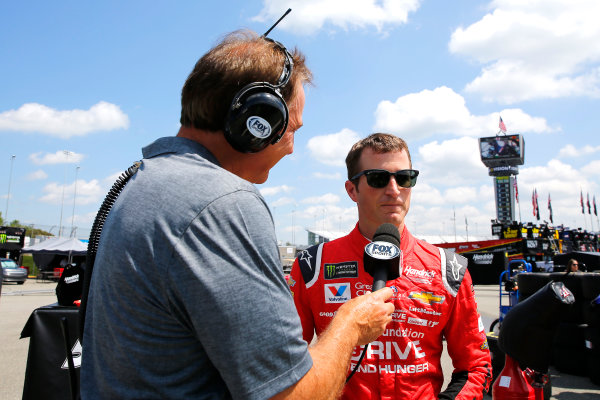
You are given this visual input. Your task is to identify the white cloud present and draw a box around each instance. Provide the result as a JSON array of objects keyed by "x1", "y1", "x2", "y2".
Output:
[
  {"x1": 301, "y1": 203, "x2": 357, "y2": 232},
  {"x1": 373, "y1": 86, "x2": 553, "y2": 140},
  {"x1": 271, "y1": 197, "x2": 296, "y2": 208},
  {"x1": 581, "y1": 159, "x2": 600, "y2": 183},
  {"x1": 29, "y1": 150, "x2": 84, "y2": 165},
  {"x1": 443, "y1": 186, "x2": 478, "y2": 204},
  {"x1": 313, "y1": 171, "x2": 343, "y2": 180},
  {"x1": 512, "y1": 158, "x2": 598, "y2": 224},
  {"x1": 0, "y1": 101, "x2": 129, "y2": 138},
  {"x1": 449, "y1": 0, "x2": 600, "y2": 103},
  {"x1": 104, "y1": 171, "x2": 125, "y2": 185},
  {"x1": 26, "y1": 169, "x2": 48, "y2": 181},
  {"x1": 253, "y1": 0, "x2": 421, "y2": 35},
  {"x1": 307, "y1": 128, "x2": 361, "y2": 166},
  {"x1": 71, "y1": 210, "x2": 101, "y2": 228},
  {"x1": 558, "y1": 144, "x2": 600, "y2": 158},
  {"x1": 302, "y1": 193, "x2": 341, "y2": 205},
  {"x1": 260, "y1": 185, "x2": 294, "y2": 197},
  {"x1": 411, "y1": 183, "x2": 444, "y2": 206},
  {"x1": 39, "y1": 179, "x2": 103, "y2": 206},
  {"x1": 416, "y1": 136, "x2": 489, "y2": 185}
]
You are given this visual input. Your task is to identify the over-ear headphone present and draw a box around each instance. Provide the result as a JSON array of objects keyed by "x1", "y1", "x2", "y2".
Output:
[{"x1": 224, "y1": 38, "x2": 294, "y2": 153}]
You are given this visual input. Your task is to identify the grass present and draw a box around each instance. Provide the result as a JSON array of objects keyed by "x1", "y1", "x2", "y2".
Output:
[{"x1": 20, "y1": 254, "x2": 39, "y2": 277}]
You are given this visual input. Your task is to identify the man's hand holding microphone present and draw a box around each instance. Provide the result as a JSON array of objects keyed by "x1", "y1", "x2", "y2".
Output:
[{"x1": 275, "y1": 224, "x2": 399, "y2": 399}]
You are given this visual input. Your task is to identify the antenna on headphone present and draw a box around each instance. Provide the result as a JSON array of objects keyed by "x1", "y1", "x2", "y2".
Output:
[{"x1": 262, "y1": 8, "x2": 291, "y2": 37}]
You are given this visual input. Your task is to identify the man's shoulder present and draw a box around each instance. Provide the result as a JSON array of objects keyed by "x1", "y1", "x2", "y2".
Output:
[
  {"x1": 408, "y1": 235, "x2": 468, "y2": 297},
  {"x1": 437, "y1": 248, "x2": 469, "y2": 297},
  {"x1": 294, "y1": 233, "x2": 356, "y2": 286}
]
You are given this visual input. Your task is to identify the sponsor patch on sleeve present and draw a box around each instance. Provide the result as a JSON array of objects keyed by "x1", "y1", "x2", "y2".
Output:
[{"x1": 324, "y1": 261, "x2": 359, "y2": 280}]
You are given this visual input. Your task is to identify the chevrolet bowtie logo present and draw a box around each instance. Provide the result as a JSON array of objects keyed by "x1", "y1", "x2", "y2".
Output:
[{"x1": 408, "y1": 291, "x2": 445, "y2": 305}]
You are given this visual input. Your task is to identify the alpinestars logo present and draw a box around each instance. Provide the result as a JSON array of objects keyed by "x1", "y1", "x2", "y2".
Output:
[
  {"x1": 449, "y1": 254, "x2": 463, "y2": 280},
  {"x1": 299, "y1": 250, "x2": 313, "y2": 270},
  {"x1": 324, "y1": 283, "x2": 351, "y2": 303}
]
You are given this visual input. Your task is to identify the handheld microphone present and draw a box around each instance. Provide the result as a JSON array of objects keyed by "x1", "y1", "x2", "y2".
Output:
[
  {"x1": 347, "y1": 223, "x2": 401, "y2": 384},
  {"x1": 363, "y1": 223, "x2": 401, "y2": 291}
]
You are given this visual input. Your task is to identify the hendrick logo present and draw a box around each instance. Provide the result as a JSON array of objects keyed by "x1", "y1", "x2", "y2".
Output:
[
  {"x1": 365, "y1": 241, "x2": 400, "y2": 260},
  {"x1": 246, "y1": 116, "x2": 271, "y2": 138},
  {"x1": 324, "y1": 262, "x2": 358, "y2": 280},
  {"x1": 472, "y1": 253, "x2": 493, "y2": 265},
  {"x1": 404, "y1": 266, "x2": 436, "y2": 279}
]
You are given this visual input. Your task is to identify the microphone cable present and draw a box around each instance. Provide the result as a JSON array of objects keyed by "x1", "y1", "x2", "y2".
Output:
[{"x1": 78, "y1": 161, "x2": 141, "y2": 341}]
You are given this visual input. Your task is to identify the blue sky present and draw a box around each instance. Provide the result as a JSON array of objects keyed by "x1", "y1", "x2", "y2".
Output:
[{"x1": 1, "y1": 0, "x2": 599, "y2": 245}]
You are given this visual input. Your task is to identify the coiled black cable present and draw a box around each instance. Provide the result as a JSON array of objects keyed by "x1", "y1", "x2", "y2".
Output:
[
  {"x1": 78, "y1": 161, "x2": 141, "y2": 341},
  {"x1": 346, "y1": 344, "x2": 369, "y2": 382}
]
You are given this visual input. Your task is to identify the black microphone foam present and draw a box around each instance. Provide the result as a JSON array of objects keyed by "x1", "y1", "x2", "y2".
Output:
[
  {"x1": 373, "y1": 223, "x2": 400, "y2": 247},
  {"x1": 363, "y1": 223, "x2": 401, "y2": 291}
]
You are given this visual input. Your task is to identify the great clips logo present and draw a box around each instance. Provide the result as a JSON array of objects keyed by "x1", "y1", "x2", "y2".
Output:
[
  {"x1": 324, "y1": 283, "x2": 351, "y2": 303},
  {"x1": 364, "y1": 241, "x2": 400, "y2": 260}
]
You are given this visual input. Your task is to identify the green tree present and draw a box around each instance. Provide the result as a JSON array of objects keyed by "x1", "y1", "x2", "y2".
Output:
[{"x1": 0, "y1": 212, "x2": 52, "y2": 237}]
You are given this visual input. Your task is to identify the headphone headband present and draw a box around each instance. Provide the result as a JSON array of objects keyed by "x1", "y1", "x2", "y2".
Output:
[{"x1": 263, "y1": 38, "x2": 294, "y2": 89}]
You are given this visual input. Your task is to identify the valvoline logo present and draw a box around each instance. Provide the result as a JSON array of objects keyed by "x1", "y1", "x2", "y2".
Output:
[
  {"x1": 365, "y1": 241, "x2": 400, "y2": 260},
  {"x1": 324, "y1": 283, "x2": 351, "y2": 303}
]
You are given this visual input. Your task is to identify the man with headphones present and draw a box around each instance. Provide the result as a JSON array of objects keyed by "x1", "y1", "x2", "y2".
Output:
[{"x1": 81, "y1": 30, "x2": 394, "y2": 400}]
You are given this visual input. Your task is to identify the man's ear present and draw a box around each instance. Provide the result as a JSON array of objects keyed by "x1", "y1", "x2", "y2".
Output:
[{"x1": 345, "y1": 180, "x2": 359, "y2": 203}]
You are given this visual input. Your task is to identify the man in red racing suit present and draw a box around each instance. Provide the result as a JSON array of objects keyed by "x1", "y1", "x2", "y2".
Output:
[
  {"x1": 288, "y1": 133, "x2": 491, "y2": 399},
  {"x1": 289, "y1": 224, "x2": 491, "y2": 399}
]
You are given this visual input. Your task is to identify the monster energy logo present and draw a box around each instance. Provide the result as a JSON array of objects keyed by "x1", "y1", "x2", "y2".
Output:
[
  {"x1": 326, "y1": 264, "x2": 336, "y2": 277},
  {"x1": 0, "y1": 234, "x2": 21, "y2": 244},
  {"x1": 324, "y1": 262, "x2": 358, "y2": 280}
]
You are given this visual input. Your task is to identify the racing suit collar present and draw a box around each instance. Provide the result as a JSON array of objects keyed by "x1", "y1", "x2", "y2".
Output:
[{"x1": 352, "y1": 222, "x2": 416, "y2": 260}]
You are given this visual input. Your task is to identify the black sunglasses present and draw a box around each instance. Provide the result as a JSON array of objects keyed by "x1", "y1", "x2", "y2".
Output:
[{"x1": 351, "y1": 169, "x2": 419, "y2": 189}]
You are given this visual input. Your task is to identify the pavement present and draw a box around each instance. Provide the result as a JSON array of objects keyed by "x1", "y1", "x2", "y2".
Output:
[{"x1": 1, "y1": 280, "x2": 599, "y2": 399}]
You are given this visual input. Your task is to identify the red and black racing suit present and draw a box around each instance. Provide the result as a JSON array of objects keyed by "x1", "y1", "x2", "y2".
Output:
[{"x1": 288, "y1": 224, "x2": 491, "y2": 400}]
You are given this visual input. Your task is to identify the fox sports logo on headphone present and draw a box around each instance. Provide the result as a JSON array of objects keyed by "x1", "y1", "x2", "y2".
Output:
[{"x1": 246, "y1": 116, "x2": 272, "y2": 139}]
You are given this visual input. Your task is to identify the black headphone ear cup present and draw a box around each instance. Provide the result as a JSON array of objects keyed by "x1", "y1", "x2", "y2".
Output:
[{"x1": 225, "y1": 83, "x2": 289, "y2": 153}]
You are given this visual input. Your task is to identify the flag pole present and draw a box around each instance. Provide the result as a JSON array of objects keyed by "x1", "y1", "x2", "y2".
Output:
[
  {"x1": 514, "y1": 176, "x2": 521, "y2": 223},
  {"x1": 581, "y1": 189, "x2": 588, "y2": 231}
]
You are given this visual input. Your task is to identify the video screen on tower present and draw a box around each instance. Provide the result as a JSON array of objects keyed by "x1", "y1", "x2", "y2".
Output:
[{"x1": 479, "y1": 134, "x2": 525, "y2": 167}]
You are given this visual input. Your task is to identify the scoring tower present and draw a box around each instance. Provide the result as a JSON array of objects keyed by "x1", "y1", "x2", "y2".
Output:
[{"x1": 479, "y1": 134, "x2": 525, "y2": 224}]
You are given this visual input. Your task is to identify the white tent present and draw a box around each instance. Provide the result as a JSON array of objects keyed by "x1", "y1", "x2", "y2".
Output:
[
  {"x1": 22, "y1": 237, "x2": 87, "y2": 255},
  {"x1": 21, "y1": 237, "x2": 87, "y2": 271}
]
